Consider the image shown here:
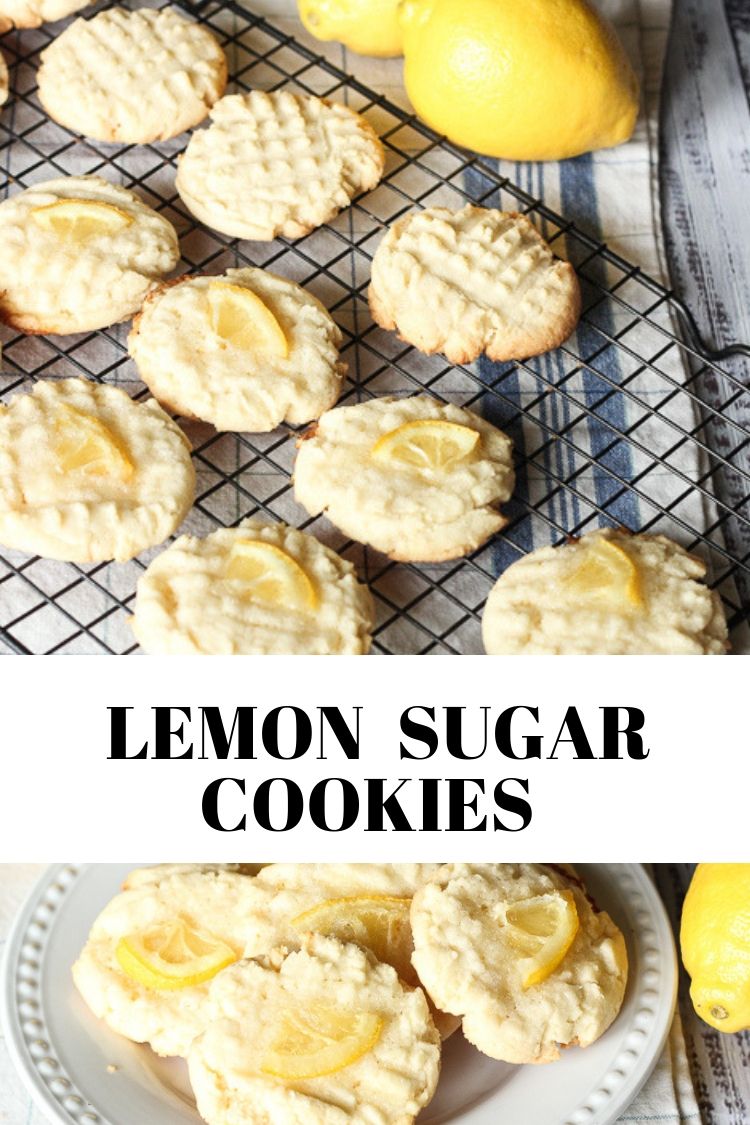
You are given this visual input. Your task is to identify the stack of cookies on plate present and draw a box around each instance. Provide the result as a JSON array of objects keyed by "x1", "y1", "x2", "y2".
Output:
[
  {"x1": 73, "y1": 862, "x2": 629, "y2": 1124},
  {"x1": 0, "y1": 4, "x2": 729, "y2": 654}
]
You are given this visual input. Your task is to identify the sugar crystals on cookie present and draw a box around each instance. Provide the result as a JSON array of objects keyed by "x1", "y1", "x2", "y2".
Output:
[
  {"x1": 176, "y1": 89, "x2": 385, "y2": 240},
  {"x1": 0, "y1": 176, "x2": 179, "y2": 334},
  {"x1": 188, "y1": 936, "x2": 441, "y2": 1125},
  {"x1": 37, "y1": 6, "x2": 227, "y2": 143},
  {"x1": 128, "y1": 268, "x2": 345, "y2": 432},
  {"x1": 410, "y1": 862, "x2": 628, "y2": 1064},
  {"x1": 481, "y1": 528, "x2": 729, "y2": 654},
  {"x1": 130, "y1": 518, "x2": 375, "y2": 654},
  {"x1": 0, "y1": 378, "x2": 195, "y2": 563},
  {"x1": 369, "y1": 204, "x2": 581, "y2": 363},
  {"x1": 294, "y1": 395, "x2": 515, "y2": 561}
]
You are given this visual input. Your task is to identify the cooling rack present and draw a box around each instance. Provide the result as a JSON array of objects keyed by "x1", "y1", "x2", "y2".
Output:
[{"x1": 1, "y1": 0, "x2": 748, "y2": 655}]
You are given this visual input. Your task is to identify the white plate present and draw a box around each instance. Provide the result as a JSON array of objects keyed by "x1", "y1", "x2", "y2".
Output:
[{"x1": 2, "y1": 864, "x2": 677, "y2": 1125}]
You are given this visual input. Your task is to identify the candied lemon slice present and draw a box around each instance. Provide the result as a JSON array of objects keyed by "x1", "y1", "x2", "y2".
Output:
[
  {"x1": 261, "y1": 1005, "x2": 383, "y2": 1080},
  {"x1": 31, "y1": 199, "x2": 133, "y2": 241},
  {"x1": 562, "y1": 537, "x2": 643, "y2": 610},
  {"x1": 207, "y1": 282, "x2": 289, "y2": 356},
  {"x1": 291, "y1": 895, "x2": 412, "y2": 978},
  {"x1": 225, "y1": 538, "x2": 317, "y2": 611},
  {"x1": 115, "y1": 919, "x2": 237, "y2": 991},
  {"x1": 54, "y1": 405, "x2": 134, "y2": 481},
  {"x1": 505, "y1": 889, "x2": 580, "y2": 989},
  {"x1": 371, "y1": 419, "x2": 480, "y2": 471}
]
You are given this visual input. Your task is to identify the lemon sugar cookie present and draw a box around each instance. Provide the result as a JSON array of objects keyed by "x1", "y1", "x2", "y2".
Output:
[
  {"x1": 0, "y1": 0, "x2": 90, "y2": 31},
  {"x1": 294, "y1": 395, "x2": 515, "y2": 561},
  {"x1": 37, "y1": 7, "x2": 227, "y2": 144},
  {"x1": 130, "y1": 518, "x2": 374, "y2": 655},
  {"x1": 176, "y1": 89, "x2": 385, "y2": 240},
  {"x1": 128, "y1": 268, "x2": 345, "y2": 432},
  {"x1": 0, "y1": 51, "x2": 7, "y2": 106},
  {"x1": 187, "y1": 935, "x2": 441, "y2": 1125},
  {"x1": 410, "y1": 863, "x2": 628, "y2": 1064},
  {"x1": 73, "y1": 869, "x2": 263, "y2": 1058},
  {"x1": 248, "y1": 863, "x2": 460, "y2": 1039},
  {"x1": 0, "y1": 176, "x2": 179, "y2": 335},
  {"x1": 368, "y1": 205, "x2": 581, "y2": 363},
  {"x1": 0, "y1": 379, "x2": 195, "y2": 563},
  {"x1": 481, "y1": 528, "x2": 729, "y2": 655}
]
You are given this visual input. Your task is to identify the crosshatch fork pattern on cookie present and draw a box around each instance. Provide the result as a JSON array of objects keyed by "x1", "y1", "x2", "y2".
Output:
[{"x1": 0, "y1": 0, "x2": 748, "y2": 654}]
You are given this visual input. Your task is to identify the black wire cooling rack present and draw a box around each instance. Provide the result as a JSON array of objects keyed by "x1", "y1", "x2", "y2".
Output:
[{"x1": 1, "y1": 0, "x2": 749, "y2": 655}]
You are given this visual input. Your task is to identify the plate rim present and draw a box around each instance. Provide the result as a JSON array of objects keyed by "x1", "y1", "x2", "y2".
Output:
[{"x1": 1, "y1": 863, "x2": 678, "y2": 1125}]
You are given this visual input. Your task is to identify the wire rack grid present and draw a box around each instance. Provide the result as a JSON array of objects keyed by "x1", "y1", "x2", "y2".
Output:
[{"x1": 1, "y1": 0, "x2": 749, "y2": 655}]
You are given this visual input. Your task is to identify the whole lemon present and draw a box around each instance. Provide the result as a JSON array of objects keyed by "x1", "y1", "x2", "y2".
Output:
[
  {"x1": 399, "y1": 0, "x2": 639, "y2": 161},
  {"x1": 681, "y1": 864, "x2": 750, "y2": 1034},
  {"x1": 298, "y1": 0, "x2": 404, "y2": 57}
]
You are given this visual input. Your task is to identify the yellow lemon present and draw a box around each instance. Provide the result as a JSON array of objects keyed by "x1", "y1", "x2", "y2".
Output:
[
  {"x1": 681, "y1": 864, "x2": 750, "y2": 1033},
  {"x1": 225, "y1": 538, "x2": 318, "y2": 611},
  {"x1": 207, "y1": 282, "x2": 288, "y2": 357},
  {"x1": 54, "y1": 405, "x2": 134, "y2": 481},
  {"x1": 291, "y1": 895, "x2": 413, "y2": 980},
  {"x1": 31, "y1": 199, "x2": 133, "y2": 241},
  {"x1": 116, "y1": 919, "x2": 238, "y2": 991},
  {"x1": 505, "y1": 889, "x2": 580, "y2": 988},
  {"x1": 298, "y1": 0, "x2": 403, "y2": 57},
  {"x1": 261, "y1": 1005, "x2": 383, "y2": 1079},
  {"x1": 562, "y1": 537, "x2": 643, "y2": 611},
  {"x1": 371, "y1": 419, "x2": 479, "y2": 470},
  {"x1": 399, "y1": 0, "x2": 639, "y2": 161}
]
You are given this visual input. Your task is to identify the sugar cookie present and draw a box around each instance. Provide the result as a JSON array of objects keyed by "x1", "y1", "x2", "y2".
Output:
[
  {"x1": 176, "y1": 89, "x2": 384, "y2": 240},
  {"x1": 38, "y1": 7, "x2": 227, "y2": 143},
  {"x1": 481, "y1": 528, "x2": 729, "y2": 655},
  {"x1": 72, "y1": 870, "x2": 263, "y2": 1058},
  {"x1": 247, "y1": 863, "x2": 459, "y2": 1039},
  {"x1": 128, "y1": 268, "x2": 345, "y2": 432},
  {"x1": 130, "y1": 518, "x2": 374, "y2": 655},
  {"x1": 410, "y1": 863, "x2": 628, "y2": 1064},
  {"x1": 293, "y1": 395, "x2": 515, "y2": 561},
  {"x1": 0, "y1": 0, "x2": 89, "y2": 31},
  {"x1": 0, "y1": 176, "x2": 179, "y2": 334},
  {"x1": 0, "y1": 378, "x2": 195, "y2": 563},
  {"x1": 188, "y1": 935, "x2": 441, "y2": 1125},
  {"x1": 369, "y1": 205, "x2": 581, "y2": 363}
]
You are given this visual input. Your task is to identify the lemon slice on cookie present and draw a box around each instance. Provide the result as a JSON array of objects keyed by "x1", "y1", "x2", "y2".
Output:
[
  {"x1": 505, "y1": 889, "x2": 580, "y2": 988},
  {"x1": 116, "y1": 919, "x2": 238, "y2": 991},
  {"x1": 31, "y1": 199, "x2": 133, "y2": 241},
  {"x1": 291, "y1": 895, "x2": 412, "y2": 976},
  {"x1": 54, "y1": 405, "x2": 134, "y2": 481},
  {"x1": 371, "y1": 419, "x2": 480, "y2": 471},
  {"x1": 208, "y1": 281, "x2": 288, "y2": 356},
  {"x1": 563, "y1": 536, "x2": 643, "y2": 610},
  {"x1": 261, "y1": 1005, "x2": 383, "y2": 1080},
  {"x1": 226, "y1": 539, "x2": 317, "y2": 611}
]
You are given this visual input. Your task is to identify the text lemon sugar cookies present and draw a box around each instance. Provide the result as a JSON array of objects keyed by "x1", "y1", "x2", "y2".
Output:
[{"x1": 0, "y1": 379, "x2": 195, "y2": 563}]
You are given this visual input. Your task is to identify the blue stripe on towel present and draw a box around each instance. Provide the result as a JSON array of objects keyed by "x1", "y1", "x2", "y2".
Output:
[{"x1": 558, "y1": 154, "x2": 640, "y2": 531}]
